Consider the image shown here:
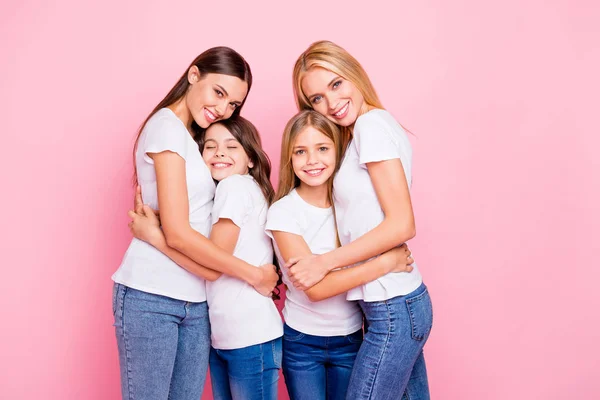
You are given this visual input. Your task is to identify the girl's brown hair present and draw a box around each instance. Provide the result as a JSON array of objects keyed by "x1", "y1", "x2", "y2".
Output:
[
  {"x1": 133, "y1": 46, "x2": 252, "y2": 185},
  {"x1": 276, "y1": 109, "x2": 342, "y2": 213},
  {"x1": 199, "y1": 117, "x2": 275, "y2": 205}
]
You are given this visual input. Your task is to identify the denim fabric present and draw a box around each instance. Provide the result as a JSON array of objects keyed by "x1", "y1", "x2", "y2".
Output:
[
  {"x1": 282, "y1": 324, "x2": 363, "y2": 400},
  {"x1": 346, "y1": 283, "x2": 433, "y2": 400},
  {"x1": 209, "y1": 337, "x2": 282, "y2": 400},
  {"x1": 113, "y1": 283, "x2": 211, "y2": 400}
]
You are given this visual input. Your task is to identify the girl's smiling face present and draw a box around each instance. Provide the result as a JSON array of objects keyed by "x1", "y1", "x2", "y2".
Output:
[
  {"x1": 291, "y1": 126, "x2": 336, "y2": 188},
  {"x1": 202, "y1": 123, "x2": 253, "y2": 181}
]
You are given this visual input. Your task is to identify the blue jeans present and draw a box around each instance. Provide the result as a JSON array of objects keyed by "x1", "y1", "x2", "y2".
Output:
[
  {"x1": 112, "y1": 283, "x2": 211, "y2": 400},
  {"x1": 282, "y1": 324, "x2": 363, "y2": 400},
  {"x1": 346, "y1": 283, "x2": 433, "y2": 400},
  {"x1": 209, "y1": 337, "x2": 282, "y2": 400}
]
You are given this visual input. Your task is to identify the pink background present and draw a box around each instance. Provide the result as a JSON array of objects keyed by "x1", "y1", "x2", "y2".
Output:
[{"x1": 2, "y1": 0, "x2": 599, "y2": 398}]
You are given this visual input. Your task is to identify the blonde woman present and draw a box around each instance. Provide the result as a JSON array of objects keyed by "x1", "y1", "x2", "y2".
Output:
[
  {"x1": 266, "y1": 110, "x2": 413, "y2": 400},
  {"x1": 287, "y1": 41, "x2": 433, "y2": 399}
]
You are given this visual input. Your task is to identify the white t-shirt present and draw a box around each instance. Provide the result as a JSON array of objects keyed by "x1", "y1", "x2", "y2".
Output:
[
  {"x1": 266, "y1": 189, "x2": 363, "y2": 336},
  {"x1": 112, "y1": 108, "x2": 215, "y2": 302},
  {"x1": 206, "y1": 174, "x2": 283, "y2": 350},
  {"x1": 334, "y1": 109, "x2": 423, "y2": 302}
]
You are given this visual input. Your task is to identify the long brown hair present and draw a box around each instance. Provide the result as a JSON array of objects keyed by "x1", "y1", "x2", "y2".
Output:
[
  {"x1": 132, "y1": 46, "x2": 252, "y2": 185},
  {"x1": 292, "y1": 40, "x2": 384, "y2": 153},
  {"x1": 276, "y1": 110, "x2": 342, "y2": 210},
  {"x1": 198, "y1": 116, "x2": 275, "y2": 205}
]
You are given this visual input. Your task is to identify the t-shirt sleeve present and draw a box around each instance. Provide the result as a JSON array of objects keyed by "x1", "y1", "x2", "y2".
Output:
[
  {"x1": 354, "y1": 113, "x2": 402, "y2": 168},
  {"x1": 265, "y1": 199, "x2": 303, "y2": 240},
  {"x1": 141, "y1": 115, "x2": 189, "y2": 164},
  {"x1": 211, "y1": 176, "x2": 252, "y2": 228}
]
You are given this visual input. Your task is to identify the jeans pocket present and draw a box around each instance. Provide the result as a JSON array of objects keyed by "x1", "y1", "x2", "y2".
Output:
[
  {"x1": 283, "y1": 324, "x2": 305, "y2": 342},
  {"x1": 405, "y1": 289, "x2": 433, "y2": 341}
]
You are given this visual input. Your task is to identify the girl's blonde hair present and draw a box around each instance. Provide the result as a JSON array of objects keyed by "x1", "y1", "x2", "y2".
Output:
[
  {"x1": 292, "y1": 40, "x2": 384, "y2": 148},
  {"x1": 275, "y1": 110, "x2": 342, "y2": 210}
]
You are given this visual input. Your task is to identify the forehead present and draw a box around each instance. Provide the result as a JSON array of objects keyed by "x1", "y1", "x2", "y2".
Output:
[
  {"x1": 301, "y1": 67, "x2": 340, "y2": 97},
  {"x1": 204, "y1": 124, "x2": 235, "y2": 141},
  {"x1": 202, "y1": 73, "x2": 248, "y2": 103},
  {"x1": 294, "y1": 126, "x2": 333, "y2": 145}
]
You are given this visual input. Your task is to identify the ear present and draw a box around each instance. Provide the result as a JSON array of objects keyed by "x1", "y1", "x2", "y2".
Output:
[
  {"x1": 248, "y1": 160, "x2": 254, "y2": 169},
  {"x1": 188, "y1": 66, "x2": 201, "y2": 84}
]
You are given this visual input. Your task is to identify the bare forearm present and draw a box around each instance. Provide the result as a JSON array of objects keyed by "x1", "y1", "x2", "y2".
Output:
[
  {"x1": 321, "y1": 218, "x2": 414, "y2": 271},
  {"x1": 156, "y1": 242, "x2": 222, "y2": 281},
  {"x1": 167, "y1": 227, "x2": 261, "y2": 286},
  {"x1": 305, "y1": 256, "x2": 388, "y2": 302}
]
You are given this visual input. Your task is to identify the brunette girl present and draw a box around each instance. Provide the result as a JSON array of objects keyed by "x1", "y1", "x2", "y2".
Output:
[{"x1": 129, "y1": 117, "x2": 283, "y2": 400}]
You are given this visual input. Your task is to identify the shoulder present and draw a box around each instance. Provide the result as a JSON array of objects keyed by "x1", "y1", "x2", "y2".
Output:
[
  {"x1": 355, "y1": 109, "x2": 396, "y2": 131},
  {"x1": 144, "y1": 109, "x2": 186, "y2": 135},
  {"x1": 268, "y1": 193, "x2": 296, "y2": 218},
  {"x1": 215, "y1": 174, "x2": 254, "y2": 196},
  {"x1": 354, "y1": 109, "x2": 408, "y2": 141}
]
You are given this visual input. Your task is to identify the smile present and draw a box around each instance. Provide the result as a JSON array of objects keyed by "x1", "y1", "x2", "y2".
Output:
[
  {"x1": 332, "y1": 102, "x2": 349, "y2": 119},
  {"x1": 211, "y1": 162, "x2": 232, "y2": 169},
  {"x1": 204, "y1": 108, "x2": 218, "y2": 123},
  {"x1": 304, "y1": 168, "x2": 325, "y2": 177}
]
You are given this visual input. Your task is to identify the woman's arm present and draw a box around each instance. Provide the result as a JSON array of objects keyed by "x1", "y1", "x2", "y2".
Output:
[
  {"x1": 287, "y1": 158, "x2": 415, "y2": 290},
  {"x1": 149, "y1": 151, "x2": 277, "y2": 294},
  {"x1": 273, "y1": 231, "x2": 413, "y2": 301},
  {"x1": 128, "y1": 206, "x2": 221, "y2": 281}
]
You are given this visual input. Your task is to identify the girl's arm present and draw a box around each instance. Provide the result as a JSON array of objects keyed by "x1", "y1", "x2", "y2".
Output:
[
  {"x1": 287, "y1": 158, "x2": 414, "y2": 290},
  {"x1": 273, "y1": 231, "x2": 413, "y2": 301},
  {"x1": 149, "y1": 151, "x2": 277, "y2": 295}
]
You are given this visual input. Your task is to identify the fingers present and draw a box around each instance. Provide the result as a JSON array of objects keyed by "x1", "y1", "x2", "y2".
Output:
[
  {"x1": 284, "y1": 257, "x2": 300, "y2": 269},
  {"x1": 407, "y1": 256, "x2": 414, "y2": 265},
  {"x1": 142, "y1": 204, "x2": 155, "y2": 218},
  {"x1": 135, "y1": 185, "x2": 143, "y2": 214},
  {"x1": 127, "y1": 210, "x2": 138, "y2": 220}
]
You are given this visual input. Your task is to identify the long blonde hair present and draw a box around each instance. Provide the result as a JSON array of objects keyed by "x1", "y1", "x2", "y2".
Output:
[
  {"x1": 292, "y1": 40, "x2": 384, "y2": 149},
  {"x1": 275, "y1": 110, "x2": 343, "y2": 210}
]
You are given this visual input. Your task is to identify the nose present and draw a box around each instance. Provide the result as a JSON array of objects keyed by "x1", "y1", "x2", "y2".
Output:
[
  {"x1": 215, "y1": 148, "x2": 225, "y2": 157},
  {"x1": 307, "y1": 150, "x2": 318, "y2": 165},
  {"x1": 326, "y1": 93, "x2": 340, "y2": 113},
  {"x1": 215, "y1": 99, "x2": 227, "y2": 117}
]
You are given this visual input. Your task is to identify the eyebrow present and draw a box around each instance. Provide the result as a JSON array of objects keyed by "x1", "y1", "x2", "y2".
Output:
[
  {"x1": 215, "y1": 84, "x2": 229, "y2": 97},
  {"x1": 204, "y1": 138, "x2": 239, "y2": 143},
  {"x1": 308, "y1": 77, "x2": 340, "y2": 101},
  {"x1": 216, "y1": 84, "x2": 243, "y2": 105},
  {"x1": 293, "y1": 142, "x2": 331, "y2": 149}
]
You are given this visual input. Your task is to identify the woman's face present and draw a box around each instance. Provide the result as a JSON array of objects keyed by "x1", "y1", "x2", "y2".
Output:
[
  {"x1": 186, "y1": 69, "x2": 248, "y2": 129},
  {"x1": 300, "y1": 67, "x2": 365, "y2": 127},
  {"x1": 202, "y1": 123, "x2": 252, "y2": 182},
  {"x1": 291, "y1": 126, "x2": 336, "y2": 188}
]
